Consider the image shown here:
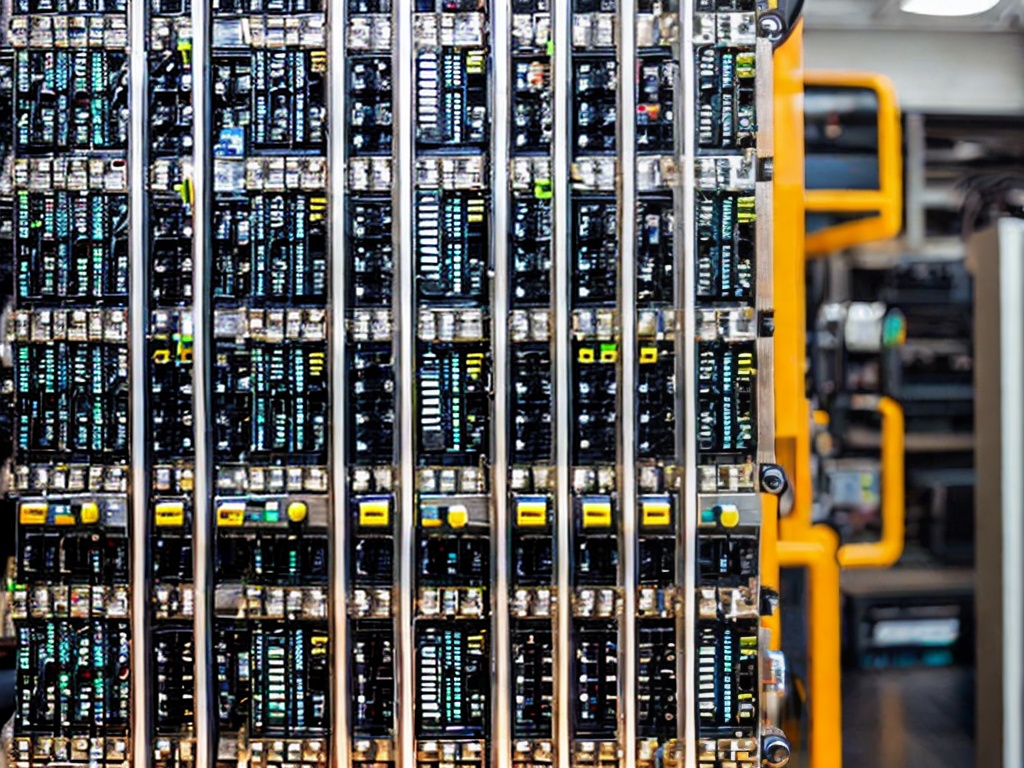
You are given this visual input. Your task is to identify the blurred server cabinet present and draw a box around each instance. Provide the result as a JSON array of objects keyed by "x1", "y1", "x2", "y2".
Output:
[{"x1": 972, "y1": 217, "x2": 1024, "y2": 768}]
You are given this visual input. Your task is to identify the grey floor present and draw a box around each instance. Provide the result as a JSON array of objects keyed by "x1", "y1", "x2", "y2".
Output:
[{"x1": 842, "y1": 666, "x2": 974, "y2": 768}]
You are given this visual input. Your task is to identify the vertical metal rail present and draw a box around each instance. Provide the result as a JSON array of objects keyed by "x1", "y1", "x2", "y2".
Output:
[
  {"x1": 190, "y1": 0, "x2": 214, "y2": 759},
  {"x1": 551, "y1": 1, "x2": 572, "y2": 766},
  {"x1": 329, "y1": 0, "x2": 349, "y2": 763},
  {"x1": 491, "y1": 0, "x2": 512, "y2": 762},
  {"x1": 671, "y1": 3, "x2": 688, "y2": 761},
  {"x1": 679, "y1": 3, "x2": 698, "y2": 768},
  {"x1": 128, "y1": 0, "x2": 150, "y2": 761},
  {"x1": 395, "y1": 2, "x2": 416, "y2": 768},
  {"x1": 617, "y1": 1, "x2": 638, "y2": 767}
]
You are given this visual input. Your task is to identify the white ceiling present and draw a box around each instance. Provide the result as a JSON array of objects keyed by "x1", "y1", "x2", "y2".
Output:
[{"x1": 803, "y1": 0, "x2": 1024, "y2": 32}]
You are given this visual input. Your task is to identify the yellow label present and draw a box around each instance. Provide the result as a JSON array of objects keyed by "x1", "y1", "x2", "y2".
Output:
[
  {"x1": 641, "y1": 500, "x2": 671, "y2": 527},
  {"x1": 155, "y1": 502, "x2": 185, "y2": 527},
  {"x1": 516, "y1": 499, "x2": 547, "y2": 527},
  {"x1": 19, "y1": 503, "x2": 47, "y2": 526},
  {"x1": 582, "y1": 500, "x2": 612, "y2": 528},
  {"x1": 359, "y1": 499, "x2": 390, "y2": 527},
  {"x1": 217, "y1": 502, "x2": 246, "y2": 527}
]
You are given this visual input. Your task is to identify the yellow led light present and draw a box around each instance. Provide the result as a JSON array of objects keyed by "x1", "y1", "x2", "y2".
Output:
[
  {"x1": 447, "y1": 505, "x2": 469, "y2": 529},
  {"x1": 287, "y1": 501, "x2": 308, "y2": 523},
  {"x1": 79, "y1": 502, "x2": 100, "y2": 525},
  {"x1": 719, "y1": 506, "x2": 741, "y2": 529}
]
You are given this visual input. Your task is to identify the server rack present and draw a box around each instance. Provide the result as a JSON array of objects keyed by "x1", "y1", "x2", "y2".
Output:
[{"x1": 0, "y1": 3, "x2": 786, "y2": 768}]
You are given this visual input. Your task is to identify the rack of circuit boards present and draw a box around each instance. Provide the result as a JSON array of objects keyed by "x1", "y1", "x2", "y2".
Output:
[{"x1": 0, "y1": 0, "x2": 786, "y2": 767}]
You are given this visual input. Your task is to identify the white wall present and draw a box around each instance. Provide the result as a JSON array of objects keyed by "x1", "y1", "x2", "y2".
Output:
[{"x1": 804, "y1": 29, "x2": 1024, "y2": 114}]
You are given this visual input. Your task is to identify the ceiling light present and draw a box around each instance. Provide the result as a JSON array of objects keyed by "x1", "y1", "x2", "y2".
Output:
[{"x1": 900, "y1": 0, "x2": 1000, "y2": 15}]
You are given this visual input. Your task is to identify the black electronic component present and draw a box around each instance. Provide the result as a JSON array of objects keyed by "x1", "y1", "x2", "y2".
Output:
[
  {"x1": 636, "y1": 56, "x2": 676, "y2": 152},
  {"x1": 572, "y1": 200, "x2": 618, "y2": 306},
  {"x1": 212, "y1": 51, "x2": 326, "y2": 156},
  {"x1": 697, "y1": 535, "x2": 757, "y2": 586},
  {"x1": 512, "y1": 497, "x2": 554, "y2": 587},
  {"x1": 572, "y1": 495, "x2": 619, "y2": 587},
  {"x1": 154, "y1": 629, "x2": 195, "y2": 730},
  {"x1": 697, "y1": 341, "x2": 756, "y2": 458},
  {"x1": 350, "y1": 494, "x2": 395, "y2": 586},
  {"x1": 572, "y1": 624, "x2": 618, "y2": 734},
  {"x1": 415, "y1": 624, "x2": 489, "y2": 737},
  {"x1": 637, "y1": 342, "x2": 675, "y2": 461},
  {"x1": 511, "y1": 197, "x2": 552, "y2": 307},
  {"x1": 416, "y1": 497, "x2": 490, "y2": 587},
  {"x1": 349, "y1": 57, "x2": 393, "y2": 155},
  {"x1": 149, "y1": 45, "x2": 193, "y2": 156},
  {"x1": 213, "y1": 194, "x2": 328, "y2": 305},
  {"x1": 510, "y1": 347, "x2": 553, "y2": 464},
  {"x1": 18, "y1": 517, "x2": 128, "y2": 586},
  {"x1": 14, "y1": 342, "x2": 130, "y2": 461},
  {"x1": 213, "y1": 340, "x2": 328, "y2": 465},
  {"x1": 348, "y1": 199, "x2": 394, "y2": 308},
  {"x1": 15, "y1": 192, "x2": 129, "y2": 302},
  {"x1": 637, "y1": 198, "x2": 674, "y2": 306},
  {"x1": 150, "y1": 199, "x2": 194, "y2": 306},
  {"x1": 15, "y1": 50, "x2": 128, "y2": 151},
  {"x1": 417, "y1": 344, "x2": 491, "y2": 465},
  {"x1": 696, "y1": 47, "x2": 756, "y2": 150},
  {"x1": 512, "y1": 628, "x2": 553, "y2": 736},
  {"x1": 637, "y1": 492, "x2": 676, "y2": 587},
  {"x1": 696, "y1": 622, "x2": 758, "y2": 731},
  {"x1": 415, "y1": 191, "x2": 489, "y2": 304},
  {"x1": 572, "y1": 342, "x2": 617, "y2": 465},
  {"x1": 16, "y1": 621, "x2": 131, "y2": 733},
  {"x1": 696, "y1": 191, "x2": 756, "y2": 302},
  {"x1": 216, "y1": 526, "x2": 329, "y2": 585},
  {"x1": 216, "y1": 625, "x2": 329, "y2": 735},
  {"x1": 348, "y1": 345, "x2": 396, "y2": 464},
  {"x1": 513, "y1": 58, "x2": 551, "y2": 152},
  {"x1": 151, "y1": 514, "x2": 194, "y2": 583},
  {"x1": 149, "y1": 315, "x2": 193, "y2": 461},
  {"x1": 415, "y1": 48, "x2": 488, "y2": 148},
  {"x1": 352, "y1": 625, "x2": 396, "y2": 733},
  {"x1": 573, "y1": 59, "x2": 617, "y2": 154},
  {"x1": 636, "y1": 625, "x2": 676, "y2": 736}
]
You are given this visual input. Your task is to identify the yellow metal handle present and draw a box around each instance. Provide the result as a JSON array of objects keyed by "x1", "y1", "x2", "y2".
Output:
[
  {"x1": 837, "y1": 395, "x2": 905, "y2": 568},
  {"x1": 804, "y1": 70, "x2": 903, "y2": 256}
]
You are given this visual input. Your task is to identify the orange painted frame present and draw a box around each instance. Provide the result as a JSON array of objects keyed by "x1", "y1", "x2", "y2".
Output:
[
  {"x1": 770, "y1": 20, "x2": 845, "y2": 768},
  {"x1": 804, "y1": 70, "x2": 903, "y2": 256}
]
